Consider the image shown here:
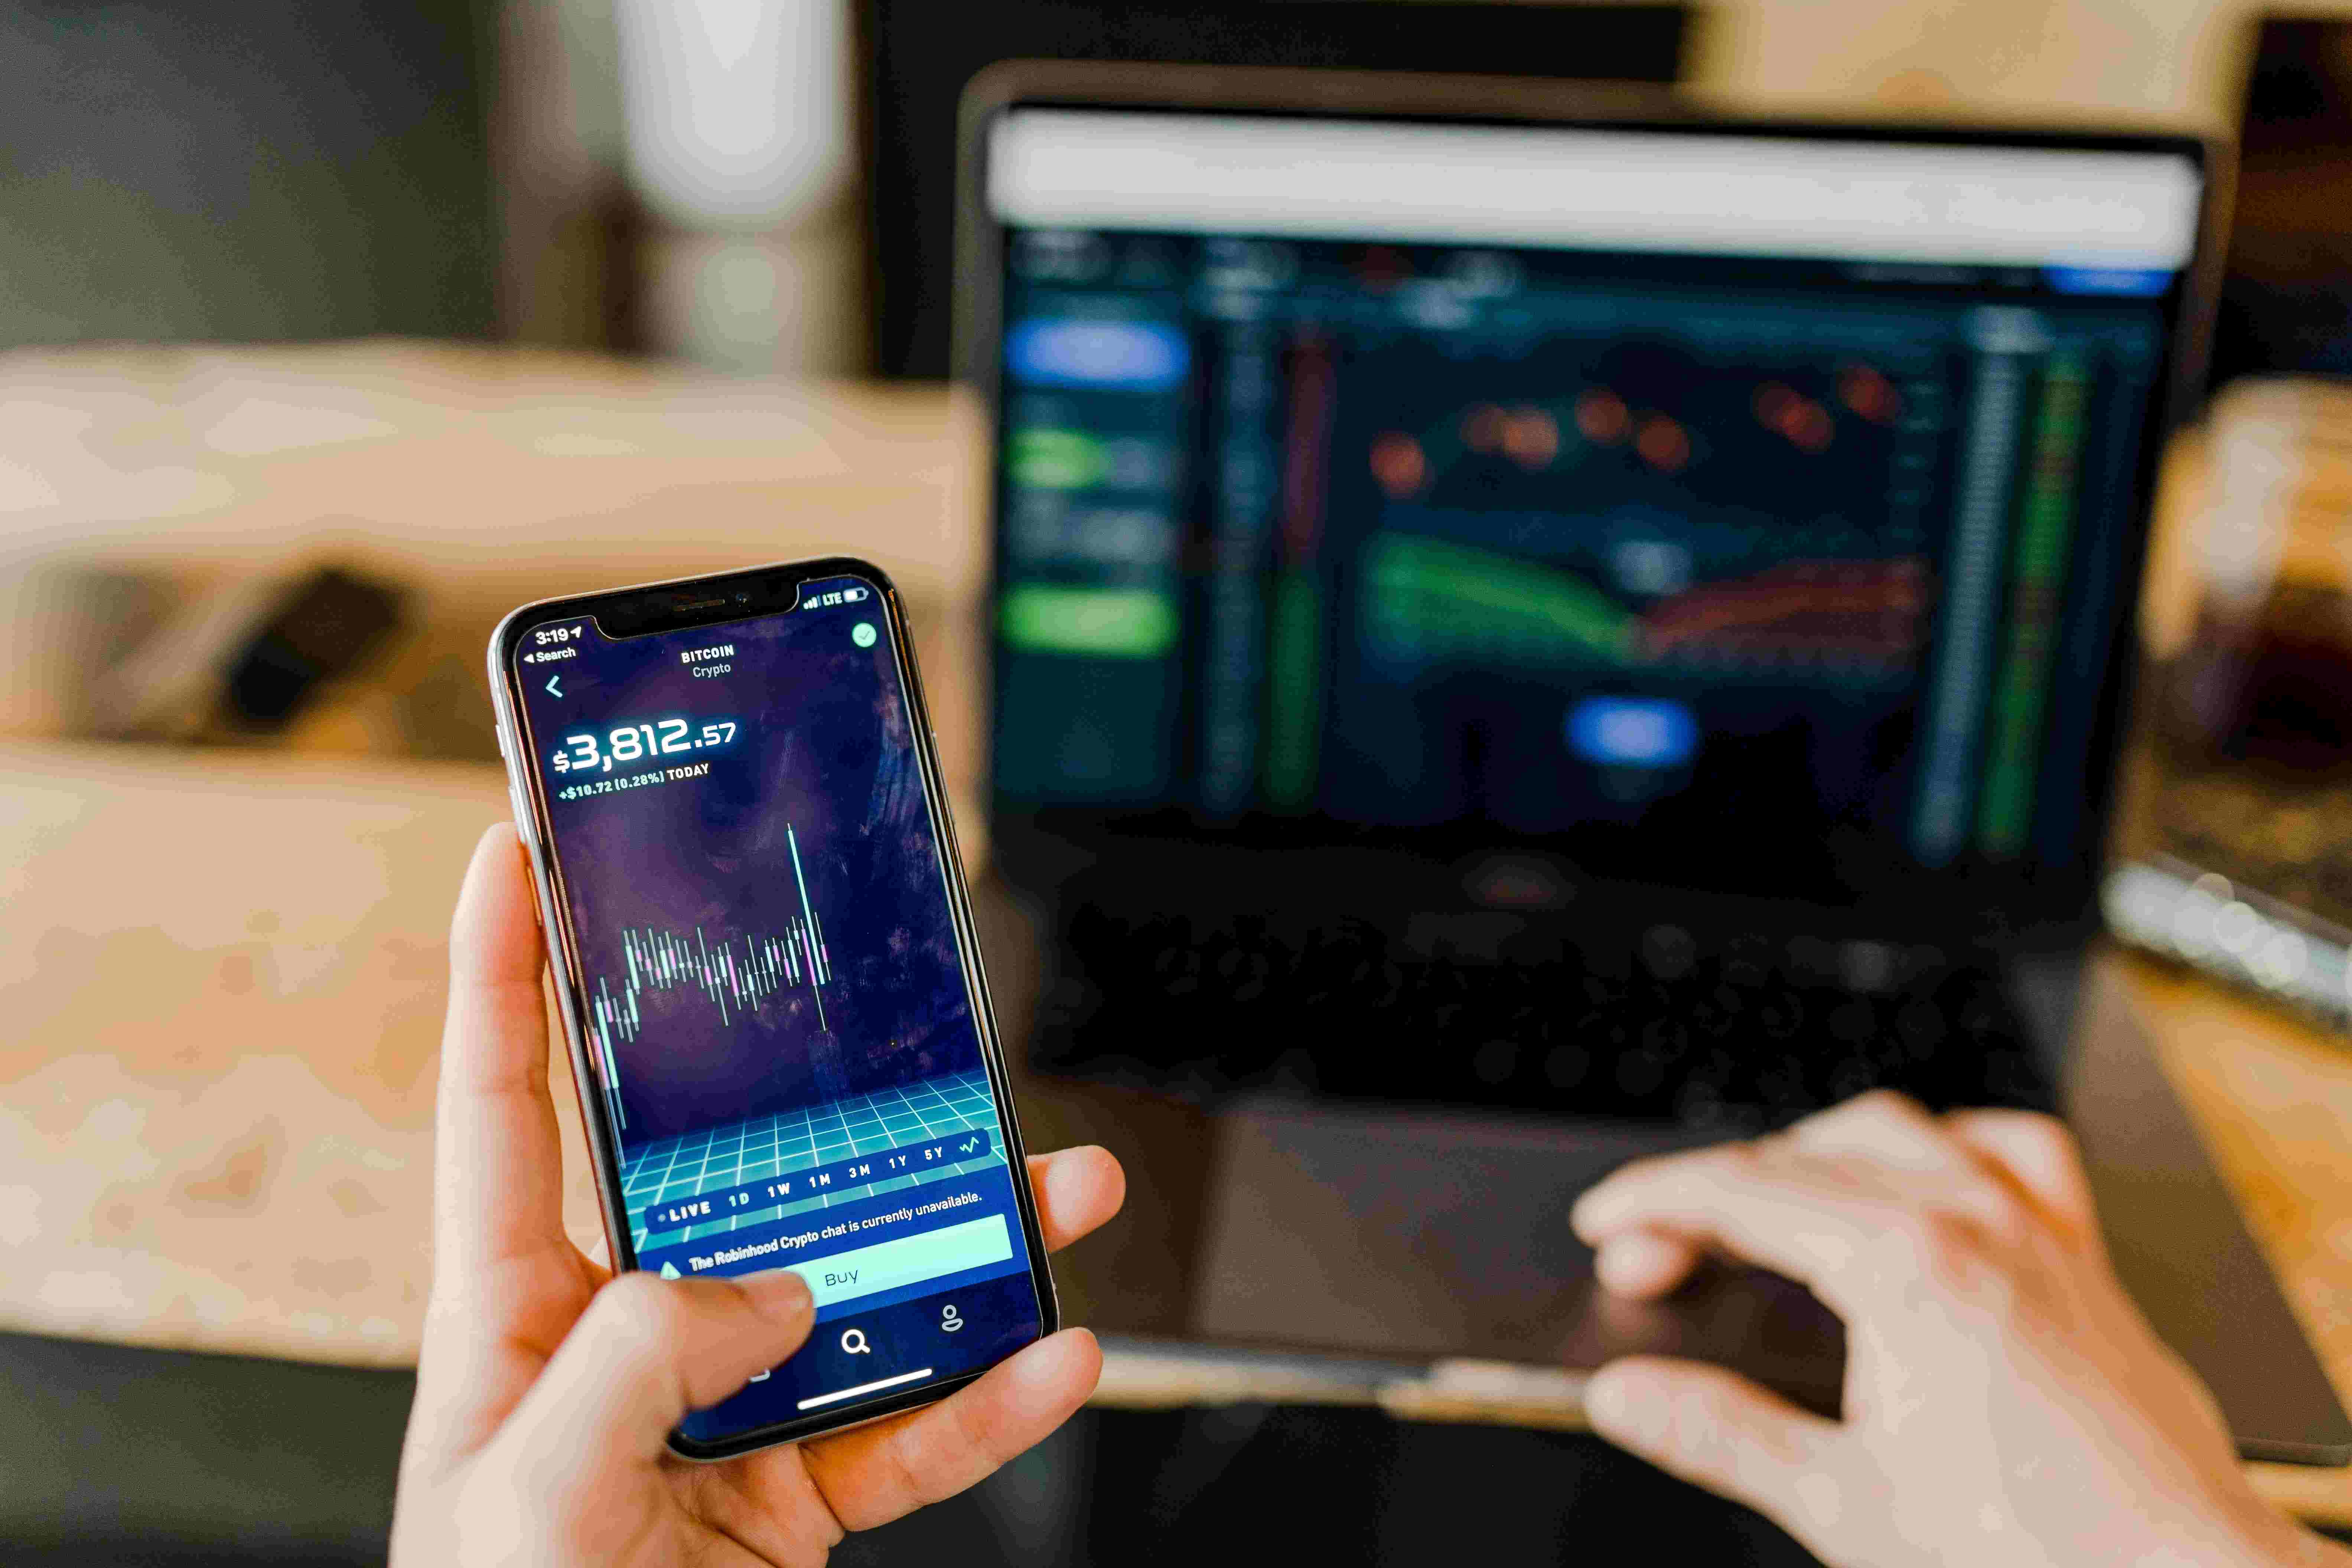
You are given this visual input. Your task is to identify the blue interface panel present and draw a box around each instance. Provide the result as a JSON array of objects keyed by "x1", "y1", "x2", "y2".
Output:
[{"x1": 990, "y1": 216, "x2": 2182, "y2": 903}]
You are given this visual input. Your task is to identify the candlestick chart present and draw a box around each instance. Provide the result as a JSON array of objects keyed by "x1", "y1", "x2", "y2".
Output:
[
  {"x1": 583, "y1": 824, "x2": 834, "y2": 1130},
  {"x1": 1350, "y1": 346, "x2": 1952, "y2": 685}
]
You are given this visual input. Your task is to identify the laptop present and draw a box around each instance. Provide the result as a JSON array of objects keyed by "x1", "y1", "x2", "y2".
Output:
[{"x1": 960, "y1": 64, "x2": 2352, "y2": 1463}]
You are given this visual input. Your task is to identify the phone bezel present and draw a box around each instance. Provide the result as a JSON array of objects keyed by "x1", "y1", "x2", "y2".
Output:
[{"x1": 486, "y1": 555, "x2": 1062, "y2": 1460}]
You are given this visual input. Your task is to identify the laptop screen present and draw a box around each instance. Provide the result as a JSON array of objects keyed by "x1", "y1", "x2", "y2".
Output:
[{"x1": 981, "y1": 107, "x2": 2205, "y2": 917}]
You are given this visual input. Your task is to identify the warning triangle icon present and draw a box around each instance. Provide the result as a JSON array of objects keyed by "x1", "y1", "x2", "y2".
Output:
[{"x1": 659, "y1": 1261, "x2": 681, "y2": 1280}]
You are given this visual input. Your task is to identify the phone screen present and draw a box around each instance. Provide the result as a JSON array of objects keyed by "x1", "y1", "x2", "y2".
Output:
[{"x1": 509, "y1": 571, "x2": 1044, "y2": 1448}]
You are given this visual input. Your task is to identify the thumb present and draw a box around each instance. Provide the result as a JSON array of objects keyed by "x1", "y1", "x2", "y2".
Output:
[
  {"x1": 1586, "y1": 1357, "x2": 1850, "y2": 1541},
  {"x1": 492, "y1": 1268, "x2": 815, "y2": 1468}
]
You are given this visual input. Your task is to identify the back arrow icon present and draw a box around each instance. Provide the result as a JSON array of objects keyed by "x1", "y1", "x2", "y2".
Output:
[{"x1": 545, "y1": 676, "x2": 563, "y2": 698}]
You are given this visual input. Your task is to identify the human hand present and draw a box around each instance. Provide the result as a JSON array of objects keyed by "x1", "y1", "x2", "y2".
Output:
[
  {"x1": 390, "y1": 825, "x2": 1127, "y2": 1568},
  {"x1": 1571, "y1": 1091, "x2": 2348, "y2": 1568}
]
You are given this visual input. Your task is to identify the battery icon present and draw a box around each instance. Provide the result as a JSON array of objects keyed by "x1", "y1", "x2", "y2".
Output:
[{"x1": 844, "y1": 586, "x2": 868, "y2": 602}]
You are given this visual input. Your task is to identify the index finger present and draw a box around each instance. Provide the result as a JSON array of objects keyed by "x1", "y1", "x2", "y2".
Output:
[
  {"x1": 432, "y1": 823, "x2": 574, "y2": 1285},
  {"x1": 1025, "y1": 1144, "x2": 1125, "y2": 1253},
  {"x1": 1570, "y1": 1140, "x2": 1906, "y2": 1318}
]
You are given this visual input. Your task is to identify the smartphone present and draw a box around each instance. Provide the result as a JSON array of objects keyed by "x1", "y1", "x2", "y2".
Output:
[{"x1": 487, "y1": 558, "x2": 1058, "y2": 1458}]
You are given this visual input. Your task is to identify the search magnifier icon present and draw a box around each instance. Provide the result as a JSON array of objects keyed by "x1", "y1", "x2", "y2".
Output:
[{"x1": 840, "y1": 1329, "x2": 870, "y2": 1355}]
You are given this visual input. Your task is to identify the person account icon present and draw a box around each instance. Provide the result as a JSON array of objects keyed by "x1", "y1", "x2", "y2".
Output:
[{"x1": 941, "y1": 1304, "x2": 963, "y2": 1333}]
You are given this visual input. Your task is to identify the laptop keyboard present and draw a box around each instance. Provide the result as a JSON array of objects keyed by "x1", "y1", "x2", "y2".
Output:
[{"x1": 1033, "y1": 901, "x2": 2057, "y2": 1130}]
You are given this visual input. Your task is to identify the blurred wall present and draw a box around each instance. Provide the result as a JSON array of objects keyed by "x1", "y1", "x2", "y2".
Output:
[
  {"x1": 4, "y1": 0, "x2": 2337, "y2": 367},
  {"x1": 0, "y1": 1, "x2": 496, "y2": 346},
  {"x1": 492, "y1": 0, "x2": 631, "y2": 346},
  {"x1": 1696, "y1": 0, "x2": 2303, "y2": 123}
]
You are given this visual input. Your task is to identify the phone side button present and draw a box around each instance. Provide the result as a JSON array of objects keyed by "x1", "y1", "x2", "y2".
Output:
[{"x1": 507, "y1": 789, "x2": 545, "y2": 877}]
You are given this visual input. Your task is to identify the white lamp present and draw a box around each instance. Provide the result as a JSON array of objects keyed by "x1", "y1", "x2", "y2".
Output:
[{"x1": 613, "y1": 0, "x2": 850, "y2": 231}]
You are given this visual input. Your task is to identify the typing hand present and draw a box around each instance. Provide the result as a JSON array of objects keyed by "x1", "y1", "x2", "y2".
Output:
[
  {"x1": 1573, "y1": 1091, "x2": 2347, "y2": 1568},
  {"x1": 391, "y1": 825, "x2": 1126, "y2": 1568}
]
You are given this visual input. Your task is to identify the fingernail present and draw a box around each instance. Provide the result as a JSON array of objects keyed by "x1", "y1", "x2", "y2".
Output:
[
  {"x1": 1586, "y1": 1365, "x2": 1661, "y2": 1440},
  {"x1": 1010, "y1": 1327, "x2": 1088, "y2": 1387},
  {"x1": 1568, "y1": 1187, "x2": 1609, "y2": 1237},
  {"x1": 742, "y1": 1269, "x2": 812, "y2": 1323},
  {"x1": 1003, "y1": 1329, "x2": 1097, "y2": 1415},
  {"x1": 1593, "y1": 1232, "x2": 1663, "y2": 1291}
]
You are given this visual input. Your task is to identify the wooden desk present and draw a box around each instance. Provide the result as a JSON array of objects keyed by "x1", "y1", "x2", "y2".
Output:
[
  {"x1": 0, "y1": 340, "x2": 988, "y2": 773},
  {"x1": 2120, "y1": 952, "x2": 2352, "y2": 1524},
  {"x1": 3, "y1": 347, "x2": 2349, "y2": 1525}
]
